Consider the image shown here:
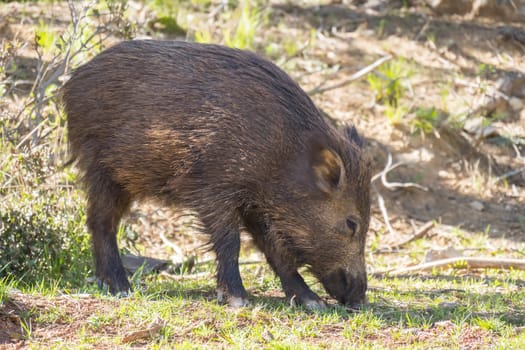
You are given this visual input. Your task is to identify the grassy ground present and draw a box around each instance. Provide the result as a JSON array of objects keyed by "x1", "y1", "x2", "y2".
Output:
[
  {"x1": 1, "y1": 0, "x2": 524, "y2": 348},
  {"x1": 2, "y1": 265, "x2": 525, "y2": 348}
]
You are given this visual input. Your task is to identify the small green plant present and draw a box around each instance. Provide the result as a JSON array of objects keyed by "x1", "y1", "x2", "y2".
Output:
[
  {"x1": 223, "y1": 0, "x2": 265, "y2": 50},
  {"x1": 377, "y1": 18, "x2": 386, "y2": 37},
  {"x1": 194, "y1": 0, "x2": 265, "y2": 50},
  {"x1": 35, "y1": 20, "x2": 57, "y2": 53},
  {"x1": 412, "y1": 107, "x2": 440, "y2": 134},
  {"x1": 367, "y1": 58, "x2": 413, "y2": 107},
  {"x1": 194, "y1": 28, "x2": 213, "y2": 44},
  {"x1": 147, "y1": 0, "x2": 186, "y2": 35},
  {"x1": 384, "y1": 104, "x2": 409, "y2": 126},
  {"x1": 426, "y1": 32, "x2": 436, "y2": 45},
  {"x1": 439, "y1": 83, "x2": 450, "y2": 112},
  {"x1": 0, "y1": 274, "x2": 14, "y2": 304},
  {"x1": 477, "y1": 63, "x2": 496, "y2": 78}
]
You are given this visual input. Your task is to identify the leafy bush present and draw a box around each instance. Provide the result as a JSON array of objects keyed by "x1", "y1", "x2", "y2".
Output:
[
  {"x1": 0, "y1": 0, "x2": 134, "y2": 291},
  {"x1": 0, "y1": 191, "x2": 92, "y2": 288}
]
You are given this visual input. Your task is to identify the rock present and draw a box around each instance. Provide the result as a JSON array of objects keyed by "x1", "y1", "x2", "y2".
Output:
[
  {"x1": 398, "y1": 148, "x2": 434, "y2": 163},
  {"x1": 496, "y1": 72, "x2": 525, "y2": 98},
  {"x1": 499, "y1": 27, "x2": 525, "y2": 47},
  {"x1": 438, "y1": 302, "x2": 460, "y2": 309},
  {"x1": 509, "y1": 97, "x2": 524, "y2": 111},
  {"x1": 469, "y1": 200, "x2": 485, "y2": 211},
  {"x1": 438, "y1": 170, "x2": 453, "y2": 179},
  {"x1": 426, "y1": 0, "x2": 525, "y2": 21},
  {"x1": 473, "y1": 0, "x2": 525, "y2": 20},
  {"x1": 463, "y1": 117, "x2": 484, "y2": 134},
  {"x1": 425, "y1": 246, "x2": 462, "y2": 262},
  {"x1": 463, "y1": 117, "x2": 500, "y2": 139},
  {"x1": 425, "y1": 0, "x2": 471, "y2": 15}
]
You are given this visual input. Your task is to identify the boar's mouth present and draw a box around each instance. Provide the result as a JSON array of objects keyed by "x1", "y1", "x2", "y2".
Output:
[{"x1": 320, "y1": 268, "x2": 367, "y2": 307}]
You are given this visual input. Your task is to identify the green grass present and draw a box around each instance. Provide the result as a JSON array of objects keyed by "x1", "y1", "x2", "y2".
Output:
[
  {"x1": 195, "y1": 0, "x2": 266, "y2": 50},
  {"x1": 2, "y1": 264, "x2": 523, "y2": 348}
]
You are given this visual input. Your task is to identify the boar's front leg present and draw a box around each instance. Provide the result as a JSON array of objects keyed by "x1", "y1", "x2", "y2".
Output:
[
  {"x1": 242, "y1": 211, "x2": 325, "y2": 309},
  {"x1": 203, "y1": 215, "x2": 249, "y2": 307},
  {"x1": 267, "y1": 256, "x2": 325, "y2": 309}
]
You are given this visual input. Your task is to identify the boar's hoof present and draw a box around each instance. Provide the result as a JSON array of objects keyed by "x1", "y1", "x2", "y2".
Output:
[
  {"x1": 290, "y1": 295, "x2": 326, "y2": 309},
  {"x1": 228, "y1": 296, "x2": 250, "y2": 308},
  {"x1": 216, "y1": 288, "x2": 250, "y2": 307},
  {"x1": 302, "y1": 298, "x2": 326, "y2": 310},
  {"x1": 97, "y1": 278, "x2": 132, "y2": 298}
]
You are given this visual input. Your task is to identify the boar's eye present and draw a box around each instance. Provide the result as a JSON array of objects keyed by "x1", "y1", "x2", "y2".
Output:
[{"x1": 346, "y1": 218, "x2": 360, "y2": 237}]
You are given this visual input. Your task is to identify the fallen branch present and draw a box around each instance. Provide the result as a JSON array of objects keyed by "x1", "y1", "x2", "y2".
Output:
[
  {"x1": 373, "y1": 185, "x2": 397, "y2": 237},
  {"x1": 493, "y1": 166, "x2": 525, "y2": 184},
  {"x1": 371, "y1": 149, "x2": 429, "y2": 238},
  {"x1": 376, "y1": 221, "x2": 435, "y2": 252},
  {"x1": 371, "y1": 150, "x2": 398, "y2": 238},
  {"x1": 373, "y1": 152, "x2": 429, "y2": 191},
  {"x1": 393, "y1": 221, "x2": 435, "y2": 249},
  {"x1": 375, "y1": 257, "x2": 525, "y2": 276},
  {"x1": 159, "y1": 230, "x2": 184, "y2": 259},
  {"x1": 121, "y1": 318, "x2": 166, "y2": 344},
  {"x1": 308, "y1": 54, "x2": 392, "y2": 95},
  {"x1": 160, "y1": 271, "x2": 212, "y2": 280}
]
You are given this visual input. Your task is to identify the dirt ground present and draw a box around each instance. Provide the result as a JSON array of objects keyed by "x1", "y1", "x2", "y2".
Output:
[{"x1": 276, "y1": 2, "x2": 525, "y2": 241}]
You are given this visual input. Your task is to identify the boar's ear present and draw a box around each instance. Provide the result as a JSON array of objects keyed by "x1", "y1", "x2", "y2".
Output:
[
  {"x1": 311, "y1": 146, "x2": 346, "y2": 194},
  {"x1": 344, "y1": 125, "x2": 365, "y2": 148}
]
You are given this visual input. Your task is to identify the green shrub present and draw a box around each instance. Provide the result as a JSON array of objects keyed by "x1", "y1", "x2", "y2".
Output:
[
  {"x1": 367, "y1": 57, "x2": 413, "y2": 107},
  {"x1": 0, "y1": 191, "x2": 91, "y2": 289},
  {"x1": 412, "y1": 107, "x2": 439, "y2": 134}
]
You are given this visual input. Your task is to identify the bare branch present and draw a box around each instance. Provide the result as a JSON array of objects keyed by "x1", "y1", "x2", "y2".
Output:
[
  {"x1": 373, "y1": 152, "x2": 429, "y2": 191},
  {"x1": 308, "y1": 54, "x2": 392, "y2": 95},
  {"x1": 375, "y1": 257, "x2": 525, "y2": 276},
  {"x1": 373, "y1": 184, "x2": 398, "y2": 238},
  {"x1": 493, "y1": 166, "x2": 525, "y2": 184},
  {"x1": 376, "y1": 221, "x2": 435, "y2": 252}
]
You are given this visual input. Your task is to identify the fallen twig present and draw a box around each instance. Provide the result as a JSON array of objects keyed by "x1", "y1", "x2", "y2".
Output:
[
  {"x1": 493, "y1": 166, "x2": 525, "y2": 184},
  {"x1": 376, "y1": 221, "x2": 435, "y2": 252},
  {"x1": 375, "y1": 257, "x2": 525, "y2": 276},
  {"x1": 373, "y1": 185, "x2": 397, "y2": 238},
  {"x1": 371, "y1": 150, "x2": 429, "y2": 238},
  {"x1": 308, "y1": 54, "x2": 392, "y2": 95},
  {"x1": 394, "y1": 221, "x2": 435, "y2": 249},
  {"x1": 159, "y1": 230, "x2": 184, "y2": 259},
  {"x1": 160, "y1": 271, "x2": 212, "y2": 280},
  {"x1": 373, "y1": 152, "x2": 429, "y2": 191},
  {"x1": 414, "y1": 17, "x2": 431, "y2": 42},
  {"x1": 371, "y1": 150, "x2": 398, "y2": 237},
  {"x1": 121, "y1": 318, "x2": 166, "y2": 344}
]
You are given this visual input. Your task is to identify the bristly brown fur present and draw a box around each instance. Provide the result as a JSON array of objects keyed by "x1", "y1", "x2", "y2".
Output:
[{"x1": 62, "y1": 40, "x2": 371, "y2": 307}]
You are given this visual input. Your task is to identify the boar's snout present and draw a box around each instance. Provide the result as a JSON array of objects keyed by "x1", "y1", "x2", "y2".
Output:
[{"x1": 321, "y1": 268, "x2": 367, "y2": 307}]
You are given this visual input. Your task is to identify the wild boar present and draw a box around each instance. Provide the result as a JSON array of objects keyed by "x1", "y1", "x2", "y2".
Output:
[{"x1": 62, "y1": 40, "x2": 371, "y2": 308}]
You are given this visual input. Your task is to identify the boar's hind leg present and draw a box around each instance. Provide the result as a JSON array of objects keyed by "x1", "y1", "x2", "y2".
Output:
[
  {"x1": 204, "y1": 216, "x2": 249, "y2": 307},
  {"x1": 85, "y1": 169, "x2": 131, "y2": 296},
  {"x1": 242, "y1": 212, "x2": 325, "y2": 309}
]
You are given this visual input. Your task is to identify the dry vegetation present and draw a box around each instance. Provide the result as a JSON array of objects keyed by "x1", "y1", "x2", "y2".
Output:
[{"x1": 1, "y1": 0, "x2": 524, "y2": 348}]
